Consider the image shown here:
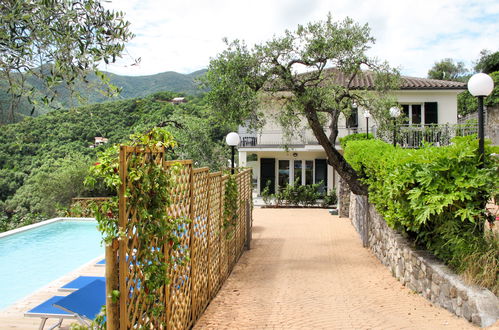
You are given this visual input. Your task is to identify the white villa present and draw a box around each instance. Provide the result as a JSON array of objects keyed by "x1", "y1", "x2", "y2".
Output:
[{"x1": 237, "y1": 70, "x2": 467, "y2": 195}]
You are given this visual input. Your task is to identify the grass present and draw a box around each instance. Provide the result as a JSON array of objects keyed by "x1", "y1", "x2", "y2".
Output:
[{"x1": 461, "y1": 231, "x2": 499, "y2": 295}]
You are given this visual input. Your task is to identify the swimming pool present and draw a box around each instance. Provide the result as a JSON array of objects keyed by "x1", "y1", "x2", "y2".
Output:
[{"x1": 0, "y1": 219, "x2": 103, "y2": 310}]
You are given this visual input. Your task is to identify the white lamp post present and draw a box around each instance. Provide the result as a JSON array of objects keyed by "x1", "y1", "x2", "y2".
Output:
[
  {"x1": 389, "y1": 106, "x2": 401, "y2": 147},
  {"x1": 364, "y1": 110, "x2": 371, "y2": 138},
  {"x1": 467, "y1": 73, "x2": 494, "y2": 167},
  {"x1": 225, "y1": 132, "x2": 240, "y2": 174}
]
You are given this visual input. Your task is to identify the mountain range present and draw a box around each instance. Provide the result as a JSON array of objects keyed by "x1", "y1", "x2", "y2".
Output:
[{"x1": 0, "y1": 69, "x2": 207, "y2": 122}]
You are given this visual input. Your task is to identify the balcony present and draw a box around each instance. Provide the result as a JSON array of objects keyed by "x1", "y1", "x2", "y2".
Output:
[
  {"x1": 238, "y1": 127, "x2": 359, "y2": 148},
  {"x1": 374, "y1": 124, "x2": 492, "y2": 148},
  {"x1": 239, "y1": 124, "x2": 499, "y2": 150}
]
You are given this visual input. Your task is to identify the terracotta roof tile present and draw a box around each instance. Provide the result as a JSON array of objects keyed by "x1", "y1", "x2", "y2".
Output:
[{"x1": 315, "y1": 68, "x2": 466, "y2": 90}]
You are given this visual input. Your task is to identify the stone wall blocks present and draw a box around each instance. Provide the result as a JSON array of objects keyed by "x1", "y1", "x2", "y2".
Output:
[
  {"x1": 463, "y1": 303, "x2": 472, "y2": 321},
  {"x1": 450, "y1": 286, "x2": 457, "y2": 299},
  {"x1": 348, "y1": 194, "x2": 499, "y2": 327},
  {"x1": 431, "y1": 272, "x2": 442, "y2": 285}
]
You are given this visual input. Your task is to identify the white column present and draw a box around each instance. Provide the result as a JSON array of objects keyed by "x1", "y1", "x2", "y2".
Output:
[{"x1": 238, "y1": 150, "x2": 247, "y2": 167}]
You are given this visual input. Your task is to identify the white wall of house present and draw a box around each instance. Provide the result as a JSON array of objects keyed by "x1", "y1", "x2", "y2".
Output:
[{"x1": 238, "y1": 88, "x2": 463, "y2": 195}]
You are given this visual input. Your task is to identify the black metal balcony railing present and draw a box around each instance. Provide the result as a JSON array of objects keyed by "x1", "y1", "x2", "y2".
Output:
[
  {"x1": 375, "y1": 124, "x2": 481, "y2": 148},
  {"x1": 239, "y1": 130, "x2": 321, "y2": 147},
  {"x1": 239, "y1": 124, "x2": 498, "y2": 149},
  {"x1": 238, "y1": 127, "x2": 359, "y2": 147}
]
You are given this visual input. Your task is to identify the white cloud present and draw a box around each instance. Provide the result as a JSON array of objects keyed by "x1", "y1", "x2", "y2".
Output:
[{"x1": 101, "y1": 0, "x2": 499, "y2": 78}]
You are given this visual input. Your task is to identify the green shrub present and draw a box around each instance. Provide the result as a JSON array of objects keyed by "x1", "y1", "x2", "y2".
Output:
[
  {"x1": 261, "y1": 181, "x2": 273, "y2": 206},
  {"x1": 344, "y1": 136, "x2": 498, "y2": 288},
  {"x1": 339, "y1": 132, "x2": 374, "y2": 149},
  {"x1": 322, "y1": 189, "x2": 338, "y2": 207},
  {"x1": 261, "y1": 179, "x2": 325, "y2": 207}
]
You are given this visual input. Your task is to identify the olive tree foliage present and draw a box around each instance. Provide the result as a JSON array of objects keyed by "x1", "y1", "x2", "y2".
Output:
[
  {"x1": 474, "y1": 49, "x2": 499, "y2": 74},
  {"x1": 0, "y1": 0, "x2": 134, "y2": 123},
  {"x1": 427, "y1": 58, "x2": 468, "y2": 82},
  {"x1": 204, "y1": 15, "x2": 399, "y2": 195}
]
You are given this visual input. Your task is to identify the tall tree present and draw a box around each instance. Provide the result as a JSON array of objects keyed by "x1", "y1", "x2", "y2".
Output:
[
  {"x1": 0, "y1": 0, "x2": 134, "y2": 123},
  {"x1": 427, "y1": 58, "x2": 467, "y2": 81},
  {"x1": 474, "y1": 49, "x2": 499, "y2": 74},
  {"x1": 204, "y1": 14, "x2": 399, "y2": 195}
]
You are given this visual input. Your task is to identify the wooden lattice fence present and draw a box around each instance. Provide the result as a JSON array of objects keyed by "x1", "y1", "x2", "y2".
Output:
[{"x1": 105, "y1": 146, "x2": 253, "y2": 329}]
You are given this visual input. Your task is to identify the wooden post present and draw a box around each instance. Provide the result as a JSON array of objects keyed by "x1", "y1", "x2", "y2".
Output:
[
  {"x1": 118, "y1": 146, "x2": 128, "y2": 329},
  {"x1": 245, "y1": 199, "x2": 251, "y2": 250},
  {"x1": 106, "y1": 242, "x2": 119, "y2": 329}
]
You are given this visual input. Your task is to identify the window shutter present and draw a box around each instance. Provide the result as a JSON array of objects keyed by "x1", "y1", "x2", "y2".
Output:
[{"x1": 424, "y1": 102, "x2": 438, "y2": 124}]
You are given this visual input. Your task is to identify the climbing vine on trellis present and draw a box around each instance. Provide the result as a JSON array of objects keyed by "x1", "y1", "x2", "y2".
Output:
[{"x1": 85, "y1": 127, "x2": 190, "y2": 323}]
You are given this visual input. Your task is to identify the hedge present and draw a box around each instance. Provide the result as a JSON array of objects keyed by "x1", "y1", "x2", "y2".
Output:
[{"x1": 344, "y1": 136, "x2": 498, "y2": 269}]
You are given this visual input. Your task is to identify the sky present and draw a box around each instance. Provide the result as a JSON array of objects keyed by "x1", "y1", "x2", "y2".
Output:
[{"x1": 102, "y1": 0, "x2": 499, "y2": 78}]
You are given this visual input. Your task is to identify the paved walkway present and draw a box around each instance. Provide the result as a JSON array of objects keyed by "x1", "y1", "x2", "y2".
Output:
[{"x1": 195, "y1": 208, "x2": 480, "y2": 329}]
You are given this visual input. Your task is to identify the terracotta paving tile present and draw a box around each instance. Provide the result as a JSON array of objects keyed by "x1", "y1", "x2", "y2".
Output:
[{"x1": 194, "y1": 208, "x2": 487, "y2": 329}]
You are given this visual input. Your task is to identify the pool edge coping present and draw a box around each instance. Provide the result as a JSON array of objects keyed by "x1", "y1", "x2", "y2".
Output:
[{"x1": 0, "y1": 217, "x2": 96, "y2": 239}]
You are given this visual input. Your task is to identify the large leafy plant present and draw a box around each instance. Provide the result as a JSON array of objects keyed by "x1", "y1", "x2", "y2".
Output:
[{"x1": 344, "y1": 136, "x2": 498, "y2": 267}]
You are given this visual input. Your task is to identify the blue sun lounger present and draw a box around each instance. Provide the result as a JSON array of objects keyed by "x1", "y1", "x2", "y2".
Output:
[
  {"x1": 25, "y1": 279, "x2": 106, "y2": 330},
  {"x1": 59, "y1": 276, "x2": 106, "y2": 292},
  {"x1": 24, "y1": 296, "x2": 73, "y2": 330}
]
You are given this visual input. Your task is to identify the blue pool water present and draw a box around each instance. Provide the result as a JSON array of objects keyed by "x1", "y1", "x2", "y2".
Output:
[{"x1": 0, "y1": 220, "x2": 103, "y2": 310}]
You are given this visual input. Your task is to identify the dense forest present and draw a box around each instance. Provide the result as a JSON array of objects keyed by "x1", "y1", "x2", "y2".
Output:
[{"x1": 0, "y1": 90, "x2": 235, "y2": 231}]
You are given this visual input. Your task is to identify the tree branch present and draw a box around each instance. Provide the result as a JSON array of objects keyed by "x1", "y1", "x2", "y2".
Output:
[{"x1": 303, "y1": 102, "x2": 368, "y2": 195}]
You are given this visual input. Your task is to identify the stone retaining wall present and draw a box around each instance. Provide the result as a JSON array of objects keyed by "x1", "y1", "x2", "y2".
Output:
[
  {"x1": 338, "y1": 177, "x2": 351, "y2": 218},
  {"x1": 349, "y1": 193, "x2": 499, "y2": 327}
]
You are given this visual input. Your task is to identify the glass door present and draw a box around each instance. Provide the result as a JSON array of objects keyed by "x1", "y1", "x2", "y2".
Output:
[
  {"x1": 305, "y1": 160, "x2": 314, "y2": 185},
  {"x1": 278, "y1": 160, "x2": 290, "y2": 189},
  {"x1": 293, "y1": 160, "x2": 302, "y2": 185}
]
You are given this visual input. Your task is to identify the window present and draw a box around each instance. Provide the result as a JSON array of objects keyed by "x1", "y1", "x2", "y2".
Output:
[
  {"x1": 401, "y1": 104, "x2": 422, "y2": 125},
  {"x1": 293, "y1": 160, "x2": 302, "y2": 185},
  {"x1": 424, "y1": 102, "x2": 438, "y2": 124},
  {"x1": 278, "y1": 160, "x2": 290, "y2": 188},
  {"x1": 346, "y1": 107, "x2": 358, "y2": 128},
  {"x1": 412, "y1": 104, "x2": 422, "y2": 124},
  {"x1": 247, "y1": 153, "x2": 258, "y2": 162},
  {"x1": 402, "y1": 104, "x2": 409, "y2": 118},
  {"x1": 401, "y1": 103, "x2": 438, "y2": 125}
]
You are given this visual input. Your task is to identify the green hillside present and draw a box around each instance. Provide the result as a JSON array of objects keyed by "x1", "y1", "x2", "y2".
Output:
[
  {"x1": 0, "y1": 90, "x2": 234, "y2": 231},
  {"x1": 0, "y1": 69, "x2": 207, "y2": 123}
]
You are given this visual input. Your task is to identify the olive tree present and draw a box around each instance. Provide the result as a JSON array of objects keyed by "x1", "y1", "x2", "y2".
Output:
[
  {"x1": 427, "y1": 58, "x2": 468, "y2": 82},
  {"x1": 0, "y1": 0, "x2": 134, "y2": 123},
  {"x1": 204, "y1": 14, "x2": 399, "y2": 195}
]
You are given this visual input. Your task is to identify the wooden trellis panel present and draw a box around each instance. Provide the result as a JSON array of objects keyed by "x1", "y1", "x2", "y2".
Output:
[
  {"x1": 207, "y1": 172, "x2": 222, "y2": 298},
  {"x1": 219, "y1": 175, "x2": 229, "y2": 282},
  {"x1": 118, "y1": 146, "x2": 170, "y2": 329},
  {"x1": 189, "y1": 168, "x2": 210, "y2": 323},
  {"x1": 165, "y1": 160, "x2": 193, "y2": 330},
  {"x1": 110, "y1": 146, "x2": 252, "y2": 330}
]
